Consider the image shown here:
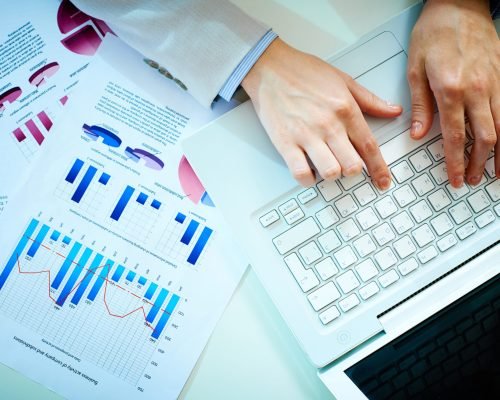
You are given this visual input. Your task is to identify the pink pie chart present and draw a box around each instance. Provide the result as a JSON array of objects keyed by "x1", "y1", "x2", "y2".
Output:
[
  {"x1": 29, "y1": 62, "x2": 60, "y2": 87},
  {"x1": 0, "y1": 87, "x2": 22, "y2": 111},
  {"x1": 178, "y1": 156, "x2": 215, "y2": 207}
]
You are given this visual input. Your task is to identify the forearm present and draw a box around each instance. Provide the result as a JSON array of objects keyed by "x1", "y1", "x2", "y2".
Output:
[{"x1": 72, "y1": 0, "x2": 270, "y2": 107}]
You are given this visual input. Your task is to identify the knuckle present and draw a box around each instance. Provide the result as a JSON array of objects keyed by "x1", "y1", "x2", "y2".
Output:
[
  {"x1": 291, "y1": 168, "x2": 311, "y2": 181},
  {"x1": 361, "y1": 137, "x2": 380, "y2": 156},
  {"x1": 407, "y1": 67, "x2": 422, "y2": 86},
  {"x1": 470, "y1": 75, "x2": 489, "y2": 94},
  {"x1": 477, "y1": 132, "x2": 497, "y2": 147},
  {"x1": 322, "y1": 165, "x2": 341, "y2": 180},
  {"x1": 438, "y1": 74, "x2": 464, "y2": 99},
  {"x1": 333, "y1": 100, "x2": 355, "y2": 119},
  {"x1": 342, "y1": 162, "x2": 363, "y2": 177},
  {"x1": 446, "y1": 131, "x2": 465, "y2": 146}
]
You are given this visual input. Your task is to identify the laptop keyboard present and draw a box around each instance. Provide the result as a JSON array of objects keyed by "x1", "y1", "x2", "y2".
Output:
[
  {"x1": 345, "y1": 272, "x2": 500, "y2": 400},
  {"x1": 259, "y1": 126, "x2": 499, "y2": 325}
]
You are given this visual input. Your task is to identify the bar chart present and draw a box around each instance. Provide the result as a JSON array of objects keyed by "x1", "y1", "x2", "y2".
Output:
[
  {"x1": 108, "y1": 185, "x2": 163, "y2": 242},
  {"x1": 55, "y1": 158, "x2": 111, "y2": 214},
  {"x1": 11, "y1": 98, "x2": 67, "y2": 161},
  {"x1": 157, "y1": 212, "x2": 214, "y2": 266},
  {"x1": 0, "y1": 218, "x2": 182, "y2": 384}
]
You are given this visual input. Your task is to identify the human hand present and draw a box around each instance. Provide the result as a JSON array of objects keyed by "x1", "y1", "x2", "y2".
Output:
[
  {"x1": 408, "y1": 0, "x2": 500, "y2": 188},
  {"x1": 241, "y1": 38, "x2": 402, "y2": 189}
]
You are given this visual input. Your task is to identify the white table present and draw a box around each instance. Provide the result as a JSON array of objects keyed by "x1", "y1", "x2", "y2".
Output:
[{"x1": 0, "y1": 1, "x2": 417, "y2": 399}]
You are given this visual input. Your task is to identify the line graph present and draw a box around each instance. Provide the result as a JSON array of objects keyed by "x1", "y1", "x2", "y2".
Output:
[{"x1": 0, "y1": 218, "x2": 183, "y2": 384}]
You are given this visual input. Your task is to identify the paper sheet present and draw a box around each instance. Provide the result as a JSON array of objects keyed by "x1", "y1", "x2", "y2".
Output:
[
  {"x1": 0, "y1": 0, "x2": 114, "y2": 214},
  {"x1": 0, "y1": 34, "x2": 245, "y2": 399}
]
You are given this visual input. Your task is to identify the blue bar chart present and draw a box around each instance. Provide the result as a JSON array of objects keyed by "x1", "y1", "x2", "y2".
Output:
[
  {"x1": 0, "y1": 218, "x2": 181, "y2": 342},
  {"x1": 63, "y1": 158, "x2": 111, "y2": 204},
  {"x1": 110, "y1": 185, "x2": 163, "y2": 222},
  {"x1": 174, "y1": 212, "x2": 213, "y2": 266}
]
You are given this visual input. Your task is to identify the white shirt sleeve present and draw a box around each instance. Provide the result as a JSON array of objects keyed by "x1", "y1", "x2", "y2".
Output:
[{"x1": 72, "y1": 0, "x2": 270, "y2": 108}]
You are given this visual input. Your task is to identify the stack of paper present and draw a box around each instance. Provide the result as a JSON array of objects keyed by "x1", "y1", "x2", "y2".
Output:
[{"x1": 0, "y1": 1, "x2": 246, "y2": 399}]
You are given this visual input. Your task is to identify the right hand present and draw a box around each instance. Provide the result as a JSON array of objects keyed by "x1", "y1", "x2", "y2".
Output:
[{"x1": 241, "y1": 38, "x2": 403, "y2": 189}]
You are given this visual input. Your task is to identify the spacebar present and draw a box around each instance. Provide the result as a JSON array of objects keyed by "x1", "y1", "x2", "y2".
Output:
[
  {"x1": 273, "y1": 217, "x2": 320, "y2": 255},
  {"x1": 379, "y1": 120, "x2": 441, "y2": 166}
]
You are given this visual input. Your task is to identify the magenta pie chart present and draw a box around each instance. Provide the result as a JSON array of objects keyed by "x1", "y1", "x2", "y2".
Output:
[
  {"x1": 29, "y1": 62, "x2": 60, "y2": 87},
  {"x1": 0, "y1": 87, "x2": 22, "y2": 111},
  {"x1": 178, "y1": 156, "x2": 215, "y2": 207},
  {"x1": 57, "y1": 0, "x2": 114, "y2": 56}
]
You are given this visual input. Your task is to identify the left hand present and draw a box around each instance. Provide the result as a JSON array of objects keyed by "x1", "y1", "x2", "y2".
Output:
[{"x1": 407, "y1": 0, "x2": 500, "y2": 188}]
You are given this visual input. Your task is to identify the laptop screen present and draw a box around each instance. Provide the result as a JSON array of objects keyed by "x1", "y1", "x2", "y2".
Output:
[{"x1": 345, "y1": 272, "x2": 500, "y2": 399}]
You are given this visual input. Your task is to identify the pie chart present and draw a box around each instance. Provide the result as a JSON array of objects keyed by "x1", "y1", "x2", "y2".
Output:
[
  {"x1": 178, "y1": 156, "x2": 215, "y2": 207},
  {"x1": 57, "y1": 0, "x2": 114, "y2": 56},
  {"x1": 28, "y1": 62, "x2": 60, "y2": 87},
  {"x1": 0, "y1": 87, "x2": 22, "y2": 111}
]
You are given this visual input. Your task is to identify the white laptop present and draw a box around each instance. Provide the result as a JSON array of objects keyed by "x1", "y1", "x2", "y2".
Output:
[{"x1": 184, "y1": 4, "x2": 500, "y2": 399}]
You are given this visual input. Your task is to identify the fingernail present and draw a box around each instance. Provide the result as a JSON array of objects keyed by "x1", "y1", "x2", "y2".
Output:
[
  {"x1": 410, "y1": 121, "x2": 422, "y2": 138},
  {"x1": 377, "y1": 176, "x2": 391, "y2": 190},
  {"x1": 451, "y1": 176, "x2": 464, "y2": 188},
  {"x1": 468, "y1": 175, "x2": 481, "y2": 185},
  {"x1": 385, "y1": 100, "x2": 400, "y2": 110}
]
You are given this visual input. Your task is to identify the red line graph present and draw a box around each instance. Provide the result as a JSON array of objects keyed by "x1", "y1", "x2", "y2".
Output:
[{"x1": 13, "y1": 235, "x2": 176, "y2": 336}]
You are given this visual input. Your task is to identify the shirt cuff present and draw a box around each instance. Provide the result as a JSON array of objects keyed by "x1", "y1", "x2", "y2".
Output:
[{"x1": 218, "y1": 29, "x2": 278, "y2": 101}]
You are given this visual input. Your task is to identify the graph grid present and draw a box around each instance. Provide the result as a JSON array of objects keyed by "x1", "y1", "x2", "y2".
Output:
[{"x1": 0, "y1": 218, "x2": 181, "y2": 385}]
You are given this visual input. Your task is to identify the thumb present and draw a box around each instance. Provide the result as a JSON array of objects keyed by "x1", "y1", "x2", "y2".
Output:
[
  {"x1": 408, "y1": 64, "x2": 434, "y2": 139},
  {"x1": 346, "y1": 78, "x2": 403, "y2": 118}
]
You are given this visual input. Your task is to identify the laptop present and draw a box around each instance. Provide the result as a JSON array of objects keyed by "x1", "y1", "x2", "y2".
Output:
[{"x1": 183, "y1": 3, "x2": 500, "y2": 399}]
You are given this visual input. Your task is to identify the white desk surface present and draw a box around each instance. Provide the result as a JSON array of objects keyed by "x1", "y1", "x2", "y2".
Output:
[{"x1": 0, "y1": 1, "x2": 417, "y2": 399}]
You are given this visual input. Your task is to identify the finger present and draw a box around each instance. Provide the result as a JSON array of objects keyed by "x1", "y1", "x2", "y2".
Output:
[
  {"x1": 435, "y1": 96, "x2": 466, "y2": 188},
  {"x1": 280, "y1": 144, "x2": 316, "y2": 187},
  {"x1": 345, "y1": 107, "x2": 392, "y2": 190},
  {"x1": 492, "y1": 95, "x2": 500, "y2": 178},
  {"x1": 344, "y1": 76, "x2": 403, "y2": 118},
  {"x1": 304, "y1": 141, "x2": 341, "y2": 181},
  {"x1": 407, "y1": 61, "x2": 435, "y2": 139},
  {"x1": 465, "y1": 100, "x2": 497, "y2": 185},
  {"x1": 325, "y1": 123, "x2": 364, "y2": 177}
]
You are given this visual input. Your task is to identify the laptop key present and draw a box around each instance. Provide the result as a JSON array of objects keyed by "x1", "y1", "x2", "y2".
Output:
[
  {"x1": 456, "y1": 222, "x2": 477, "y2": 240},
  {"x1": 336, "y1": 270, "x2": 360, "y2": 294},
  {"x1": 475, "y1": 210, "x2": 495, "y2": 229},
  {"x1": 355, "y1": 207, "x2": 379, "y2": 230},
  {"x1": 427, "y1": 138, "x2": 445, "y2": 161},
  {"x1": 428, "y1": 189, "x2": 452, "y2": 211},
  {"x1": 391, "y1": 161, "x2": 414, "y2": 183},
  {"x1": 297, "y1": 187, "x2": 317, "y2": 204},
  {"x1": 339, "y1": 173, "x2": 365, "y2": 191},
  {"x1": 393, "y1": 184, "x2": 417, "y2": 207},
  {"x1": 353, "y1": 183, "x2": 377, "y2": 206},
  {"x1": 317, "y1": 230, "x2": 341, "y2": 253},
  {"x1": 372, "y1": 223, "x2": 396, "y2": 246},
  {"x1": 284, "y1": 253, "x2": 320, "y2": 292},
  {"x1": 430, "y1": 213, "x2": 454, "y2": 236},
  {"x1": 337, "y1": 218, "x2": 361, "y2": 241},
  {"x1": 437, "y1": 234, "x2": 457, "y2": 252},
  {"x1": 467, "y1": 190, "x2": 490, "y2": 213},
  {"x1": 378, "y1": 269, "x2": 399, "y2": 288},
  {"x1": 334, "y1": 246, "x2": 358, "y2": 269},
  {"x1": 409, "y1": 149, "x2": 432, "y2": 172},
  {"x1": 374, "y1": 196, "x2": 398, "y2": 218},
  {"x1": 417, "y1": 246, "x2": 438, "y2": 264},
  {"x1": 260, "y1": 210, "x2": 279, "y2": 227},
  {"x1": 316, "y1": 206, "x2": 339, "y2": 229},
  {"x1": 335, "y1": 194, "x2": 359, "y2": 217},
  {"x1": 317, "y1": 180, "x2": 342, "y2": 202},
  {"x1": 374, "y1": 247, "x2": 397, "y2": 270},
  {"x1": 449, "y1": 201, "x2": 472, "y2": 225},
  {"x1": 485, "y1": 180, "x2": 500, "y2": 202},
  {"x1": 284, "y1": 207, "x2": 304, "y2": 225},
  {"x1": 273, "y1": 217, "x2": 320, "y2": 254},
  {"x1": 412, "y1": 224, "x2": 435, "y2": 247},
  {"x1": 307, "y1": 282, "x2": 341, "y2": 311},
  {"x1": 411, "y1": 173, "x2": 435, "y2": 196},
  {"x1": 339, "y1": 293, "x2": 360, "y2": 312},
  {"x1": 298, "y1": 241, "x2": 322, "y2": 264},
  {"x1": 315, "y1": 257, "x2": 338, "y2": 280},
  {"x1": 355, "y1": 259, "x2": 378, "y2": 282},
  {"x1": 319, "y1": 305, "x2": 340, "y2": 324},
  {"x1": 393, "y1": 235, "x2": 417, "y2": 258},
  {"x1": 359, "y1": 281, "x2": 380, "y2": 300},
  {"x1": 398, "y1": 258, "x2": 418, "y2": 276}
]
